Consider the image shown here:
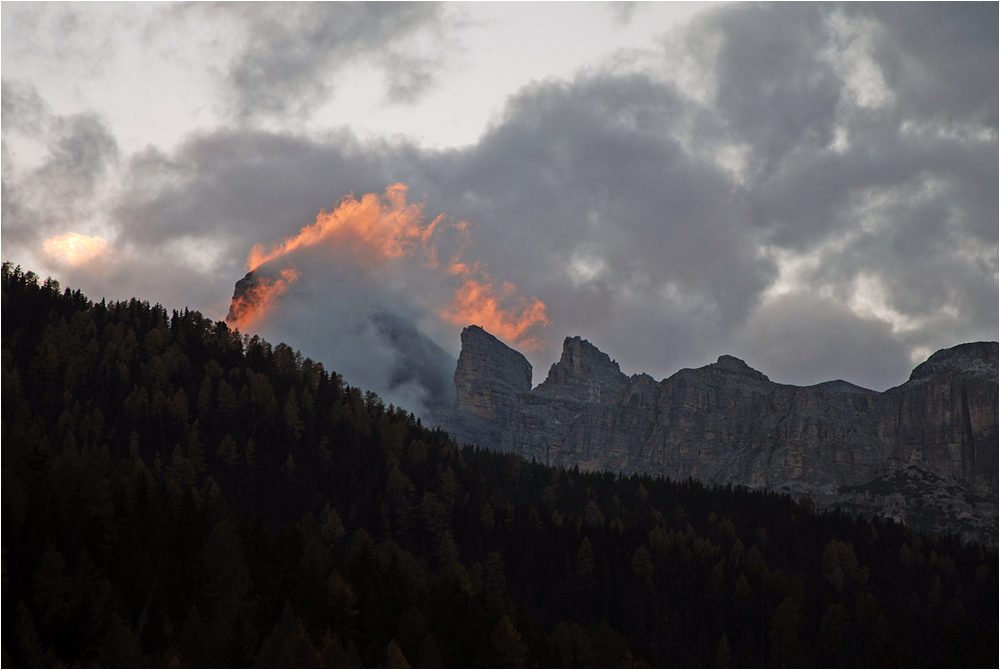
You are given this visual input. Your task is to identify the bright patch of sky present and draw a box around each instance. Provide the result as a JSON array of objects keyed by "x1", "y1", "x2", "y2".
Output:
[{"x1": 3, "y1": 2, "x2": 717, "y2": 156}]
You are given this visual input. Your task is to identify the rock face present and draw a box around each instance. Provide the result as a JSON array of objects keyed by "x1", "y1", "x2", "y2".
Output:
[
  {"x1": 440, "y1": 331, "x2": 999, "y2": 546},
  {"x1": 454, "y1": 326, "x2": 532, "y2": 419},
  {"x1": 877, "y1": 342, "x2": 998, "y2": 503},
  {"x1": 226, "y1": 270, "x2": 259, "y2": 324},
  {"x1": 439, "y1": 327, "x2": 532, "y2": 451}
]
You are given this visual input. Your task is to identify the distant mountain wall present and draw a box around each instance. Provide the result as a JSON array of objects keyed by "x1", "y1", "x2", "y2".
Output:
[{"x1": 439, "y1": 328, "x2": 999, "y2": 545}]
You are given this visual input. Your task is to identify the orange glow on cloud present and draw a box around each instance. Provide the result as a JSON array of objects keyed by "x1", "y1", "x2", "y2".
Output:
[
  {"x1": 441, "y1": 263, "x2": 550, "y2": 352},
  {"x1": 227, "y1": 267, "x2": 300, "y2": 331},
  {"x1": 246, "y1": 183, "x2": 450, "y2": 271},
  {"x1": 42, "y1": 232, "x2": 109, "y2": 265},
  {"x1": 233, "y1": 183, "x2": 548, "y2": 350}
]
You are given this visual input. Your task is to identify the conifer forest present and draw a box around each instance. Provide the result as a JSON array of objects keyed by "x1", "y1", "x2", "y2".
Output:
[{"x1": 2, "y1": 262, "x2": 997, "y2": 668}]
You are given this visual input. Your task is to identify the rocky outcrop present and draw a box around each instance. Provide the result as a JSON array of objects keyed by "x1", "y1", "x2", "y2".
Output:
[
  {"x1": 226, "y1": 270, "x2": 260, "y2": 324},
  {"x1": 438, "y1": 327, "x2": 532, "y2": 450},
  {"x1": 877, "y1": 342, "x2": 999, "y2": 502},
  {"x1": 440, "y1": 331, "x2": 999, "y2": 545},
  {"x1": 454, "y1": 326, "x2": 532, "y2": 419}
]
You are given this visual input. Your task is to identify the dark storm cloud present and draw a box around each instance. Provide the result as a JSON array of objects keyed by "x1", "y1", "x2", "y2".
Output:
[
  {"x1": 687, "y1": 2, "x2": 997, "y2": 382},
  {"x1": 205, "y1": 2, "x2": 445, "y2": 120},
  {"x1": 745, "y1": 119, "x2": 994, "y2": 249}
]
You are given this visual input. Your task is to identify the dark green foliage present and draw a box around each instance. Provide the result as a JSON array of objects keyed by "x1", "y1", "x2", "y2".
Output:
[{"x1": 3, "y1": 262, "x2": 998, "y2": 667}]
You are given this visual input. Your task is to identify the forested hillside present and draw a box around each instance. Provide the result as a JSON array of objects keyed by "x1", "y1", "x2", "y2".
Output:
[{"x1": 2, "y1": 262, "x2": 997, "y2": 668}]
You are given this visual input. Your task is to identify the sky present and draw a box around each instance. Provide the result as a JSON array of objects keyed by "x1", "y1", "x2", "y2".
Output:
[{"x1": 3, "y1": 2, "x2": 998, "y2": 417}]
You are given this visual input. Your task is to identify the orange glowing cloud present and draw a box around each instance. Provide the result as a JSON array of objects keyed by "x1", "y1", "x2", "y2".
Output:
[
  {"x1": 232, "y1": 183, "x2": 549, "y2": 350},
  {"x1": 441, "y1": 264, "x2": 550, "y2": 352},
  {"x1": 42, "y1": 232, "x2": 109, "y2": 265},
  {"x1": 246, "y1": 183, "x2": 453, "y2": 271},
  {"x1": 226, "y1": 267, "x2": 300, "y2": 331}
]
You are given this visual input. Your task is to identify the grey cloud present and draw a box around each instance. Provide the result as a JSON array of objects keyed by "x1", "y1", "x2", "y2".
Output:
[
  {"x1": 113, "y1": 128, "x2": 389, "y2": 251},
  {"x1": 211, "y1": 2, "x2": 444, "y2": 120},
  {"x1": 701, "y1": 3, "x2": 843, "y2": 176},
  {"x1": 739, "y1": 118, "x2": 998, "y2": 365},
  {"x1": 397, "y1": 73, "x2": 775, "y2": 372},
  {"x1": 1, "y1": 3, "x2": 121, "y2": 76},
  {"x1": 380, "y1": 51, "x2": 438, "y2": 105},
  {"x1": 853, "y1": 2, "x2": 999, "y2": 126},
  {"x1": 106, "y1": 2, "x2": 995, "y2": 390},
  {"x1": 1, "y1": 144, "x2": 24, "y2": 242},
  {"x1": 1, "y1": 83, "x2": 118, "y2": 248},
  {"x1": 1, "y1": 79, "x2": 47, "y2": 246},
  {"x1": 5, "y1": 2, "x2": 993, "y2": 400},
  {"x1": 747, "y1": 122, "x2": 997, "y2": 250},
  {"x1": 370, "y1": 309, "x2": 456, "y2": 413},
  {"x1": 38, "y1": 114, "x2": 118, "y2": 202},
  {"x1": 1, "y1": 79, "x2": 49, "y2": 137},
  {"x1": 606, "y1": 2, "x2": 639, "y2": 26},
  {"x1": 244, "y1": 246, "x2": 459, "y2": 419},
  {"x1": 109, "y1": 128, "x2": 466, "y2": 415},
  {"x1": 679, "y1": 3, "x2": 998, "y2": 385},
  {"x1": 734, "y1": 292, "x2": 914, "y2": 390}
]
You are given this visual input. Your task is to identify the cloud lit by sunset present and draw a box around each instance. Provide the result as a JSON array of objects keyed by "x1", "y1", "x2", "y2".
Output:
[
  {"x1": 442, "y1": 268, "x2": 550, "y2": 352},
  {"x1": 246, "y1": 183, "x2": 453, "y2": 271},
  {"x1": 226, "y1": 267, "x2": 300, "y2": 331},
  {"x1": 232, "y1": 184, "x2": 549, "y2": 351},
  {"x1": 42, "y1": 233, "x2": 109, "y2": 265}
]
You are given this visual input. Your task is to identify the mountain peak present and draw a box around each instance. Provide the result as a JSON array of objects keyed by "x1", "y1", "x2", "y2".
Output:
[
  {"x1": 531, "y1": 335, "x2": 628, "y2": 403},
  {"x1": 705, "y1": 354, "x2": 770, "y2": 382},
  {"x1": 555, "y1": 336, "x2": 622, "y2": 379},
  {"x1": 454, "y1": 325, "x2": 532, "y2": 419},
  {"x1": 908, "y1": 341, "x2": 998, "y2": 383}
]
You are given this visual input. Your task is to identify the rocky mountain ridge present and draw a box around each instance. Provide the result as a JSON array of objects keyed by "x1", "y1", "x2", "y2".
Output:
[{"x1": 439, "y1": 328, "x2": 999, "y2": 545}]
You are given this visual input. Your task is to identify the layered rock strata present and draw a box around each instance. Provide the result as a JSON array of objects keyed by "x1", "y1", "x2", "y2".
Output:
[{"x1": 440, "y1": 330, "x2": 999, "y2": 545}]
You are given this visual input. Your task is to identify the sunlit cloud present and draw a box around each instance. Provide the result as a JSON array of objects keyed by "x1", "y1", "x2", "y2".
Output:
[
  {"x1": 226, "y1": 267, "x2": 300, "y2": 331},
  {"x1": 42, "y1": 232, "x2": 109, "y2": 265},
  {"x1": 442, "y1": 262, "x2": 550, "y2": 352},
  {"x1": 245, "y1": 183, "x2": 454, "y2": 271},
  {"x1": 228, "y1": 184, "x2": 550, "y2": 351}
]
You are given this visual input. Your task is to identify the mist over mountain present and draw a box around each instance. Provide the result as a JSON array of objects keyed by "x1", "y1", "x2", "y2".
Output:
[
  {"x1": 369, "y1": 309, "x2": 456, "y2": 414},
  {"x1": 227, "y1": 262, "x2": 458, "y2": 419}
]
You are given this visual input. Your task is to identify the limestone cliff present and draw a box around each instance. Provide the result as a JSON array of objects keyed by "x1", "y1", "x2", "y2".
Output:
[
  {"x1": 454, "y1": 326, "x2": 532, "y2": 419},
  {"x1": 877, "y1": 342, "x2": 998, "y2": 501},
  {"x1": 440, "y1": 332, "x2": 999, "y2": 545},
  {"x1": 439, "y1": 326, "x2": 532, "y2": 451}
]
